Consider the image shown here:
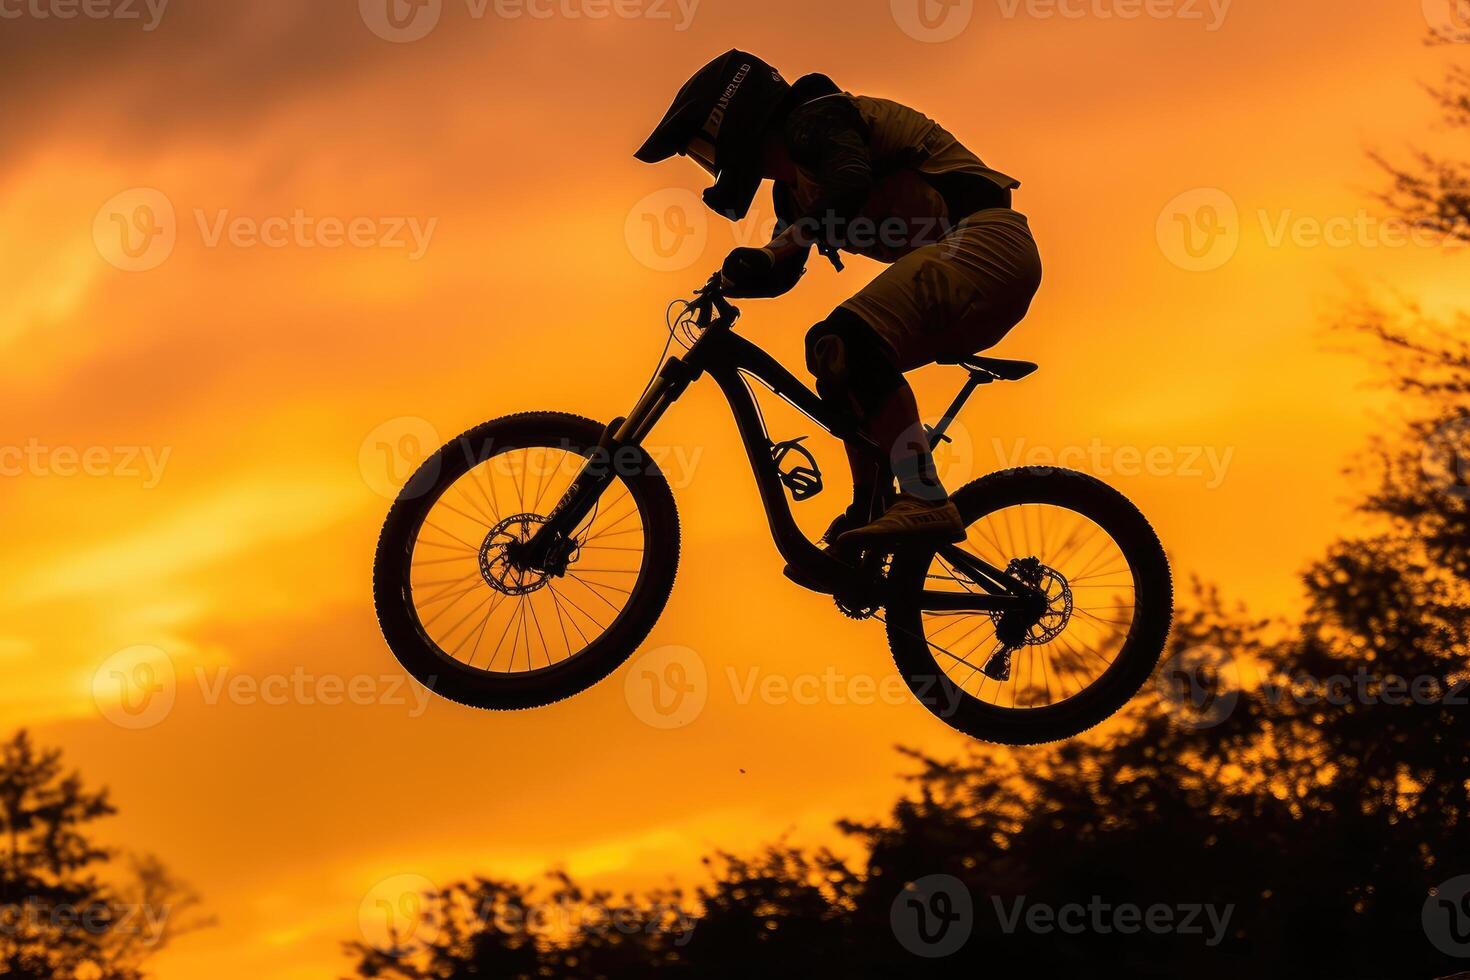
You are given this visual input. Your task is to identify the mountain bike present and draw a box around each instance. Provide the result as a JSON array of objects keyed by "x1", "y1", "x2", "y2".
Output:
[{"x1": 373, "y1": 276, "x2": 1173, "y2": 744}]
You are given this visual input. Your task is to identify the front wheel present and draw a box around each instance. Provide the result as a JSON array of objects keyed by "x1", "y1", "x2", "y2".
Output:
[
  {"x1": 885, "y1": 468, "x2": 1173, "y2": 745},
  {"x1": 373, "y1": 412, "x2": 681, "y2": 710}
]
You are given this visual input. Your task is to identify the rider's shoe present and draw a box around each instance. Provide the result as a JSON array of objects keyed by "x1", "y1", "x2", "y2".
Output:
[
  {"x1": 781, "y1": 506, "x2": 866, "y2": 592},
  {"x1": 836, "y1": 494, "x2": 966, "y2": 548}
]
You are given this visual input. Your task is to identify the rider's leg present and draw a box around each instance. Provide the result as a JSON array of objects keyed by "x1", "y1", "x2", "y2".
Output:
[
  {"x1": 803, "y1": 313, "x2": 882, "y2": 549},
  {"x1": 867, "y1": 378, "x2": 946, "y2": 503},
  {"x1": 804, "y1": 311, "x2": 963, "y2": 544}
]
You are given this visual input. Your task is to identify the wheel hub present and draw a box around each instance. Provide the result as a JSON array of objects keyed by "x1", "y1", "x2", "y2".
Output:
[
  {"x1": 989, "y1": 557, "x2": 1073, "y2": 647},
  {"x1": 480, "y1": 514, "x2": 558, "y2": 596}
]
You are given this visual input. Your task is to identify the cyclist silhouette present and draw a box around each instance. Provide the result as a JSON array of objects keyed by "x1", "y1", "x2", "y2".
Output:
[
  {"x1": 636, "y1": 50, "x2": 1043, "y2": 586},
  {"x1": 374, "y1": 54, "x2": 1170, "y2": 742}
]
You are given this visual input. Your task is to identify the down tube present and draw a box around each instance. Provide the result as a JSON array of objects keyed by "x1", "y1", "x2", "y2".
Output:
[{"x1": 708, "y1": 363, "x2": 829, "y2": 571}]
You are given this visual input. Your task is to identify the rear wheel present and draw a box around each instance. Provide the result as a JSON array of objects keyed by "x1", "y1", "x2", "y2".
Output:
[
  {"x1": 373, "y1": 412, "x2": 680, "y2": 710},
  {"x1": 885, "y1": 468, "x2": 1172, "y2": 745}
]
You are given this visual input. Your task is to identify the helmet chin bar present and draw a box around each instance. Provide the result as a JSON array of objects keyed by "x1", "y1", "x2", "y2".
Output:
[{"x1": 702, "y1": 166, "x2": 762, "y2": 221}]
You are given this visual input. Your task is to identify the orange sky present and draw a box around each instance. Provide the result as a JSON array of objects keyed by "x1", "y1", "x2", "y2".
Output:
[{"x1": 3, "y1": 1, "x2": 1468, "y2": 976}]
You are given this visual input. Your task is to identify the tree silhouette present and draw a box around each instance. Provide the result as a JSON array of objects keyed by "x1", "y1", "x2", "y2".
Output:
[
  {"x1": 1372, "y1": 42, "x2": 1470, "y2": 247},
  {"x1": 0, "y1": 730, "x2": 207, "y2": 979}
]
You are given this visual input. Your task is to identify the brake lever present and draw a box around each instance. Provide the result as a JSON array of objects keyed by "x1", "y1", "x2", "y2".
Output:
[{"x1": 690, "y1": 273, "x2": 739, "y2": 329}]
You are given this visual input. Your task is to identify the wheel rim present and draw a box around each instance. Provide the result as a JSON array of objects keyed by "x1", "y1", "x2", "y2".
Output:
[
  {"x1": 404, "y1": 444, "x2": 647, "y2": 675},
  {"x1": 919, "y1": 502, "x2": 1137, "y2": 710}
]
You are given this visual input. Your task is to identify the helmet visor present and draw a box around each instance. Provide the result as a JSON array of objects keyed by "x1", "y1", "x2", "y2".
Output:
[{"x1": 684, "y1": 135, "x2": 720, "y2": 178}]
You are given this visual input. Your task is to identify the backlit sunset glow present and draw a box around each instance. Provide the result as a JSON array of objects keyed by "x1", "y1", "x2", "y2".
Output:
[{"x1": 3, "y1": 1, "x2": 1467, "y2": 975}]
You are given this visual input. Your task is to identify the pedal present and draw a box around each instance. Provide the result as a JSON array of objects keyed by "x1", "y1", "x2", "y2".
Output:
[{"x1": 771, "y1": 437, "x2": 823, "y2": 502}]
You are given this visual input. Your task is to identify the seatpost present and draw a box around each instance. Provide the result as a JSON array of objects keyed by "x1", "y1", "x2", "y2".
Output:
[{"x1": 928, "y1": 372, "x2": 989, "y2": 449}]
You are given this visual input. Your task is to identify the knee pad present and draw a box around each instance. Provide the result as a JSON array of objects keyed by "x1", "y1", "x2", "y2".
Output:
[{"x1": 805, "y1": 310, "x2": 903, "y2": 418}]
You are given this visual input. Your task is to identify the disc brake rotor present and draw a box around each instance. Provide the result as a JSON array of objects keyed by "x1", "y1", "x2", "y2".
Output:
[
  {"x1": 479, "y1": 514, "x2": 561, "y2": 596},
  {"x1": 988, "y1": 557, "x2": 1074, "y2": 647}
]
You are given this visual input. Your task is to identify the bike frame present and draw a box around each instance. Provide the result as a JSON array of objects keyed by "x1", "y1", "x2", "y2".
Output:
[{"x1": 527, "y1": 286, "x2": 1033, "y2": 615}]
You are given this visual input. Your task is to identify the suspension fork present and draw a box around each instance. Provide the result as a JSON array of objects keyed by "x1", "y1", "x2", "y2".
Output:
[{"x1": 519, "y1": 356, "x2": 696, "y2": 570}]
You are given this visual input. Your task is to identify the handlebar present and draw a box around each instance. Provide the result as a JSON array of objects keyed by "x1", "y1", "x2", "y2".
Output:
[{"x1": 689, "y1": 273, "x2": 740, "y2": 331}]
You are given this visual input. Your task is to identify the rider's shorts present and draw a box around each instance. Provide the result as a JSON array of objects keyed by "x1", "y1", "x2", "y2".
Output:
[{"x1": 839, "y1": 208, "x2": 1042, "y2": 373}]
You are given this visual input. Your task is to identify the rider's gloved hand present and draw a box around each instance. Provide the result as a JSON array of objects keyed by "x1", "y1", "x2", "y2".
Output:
[{"x1": 720, "y1": 247, "x2": 777, "y2": 298}]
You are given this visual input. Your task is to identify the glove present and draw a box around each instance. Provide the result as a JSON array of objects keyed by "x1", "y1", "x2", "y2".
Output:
[{"x1": 720, "y1": 247, "x2": 777, "y2": 297}]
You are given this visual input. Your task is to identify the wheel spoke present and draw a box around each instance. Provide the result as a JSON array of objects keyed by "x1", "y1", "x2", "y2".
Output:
[
  {"x1": 908, "y1": 498, "x2": 1142, "y2": 714},
  {"x1": 401, "y1": 438, "x2": 650, "y2": 676}
]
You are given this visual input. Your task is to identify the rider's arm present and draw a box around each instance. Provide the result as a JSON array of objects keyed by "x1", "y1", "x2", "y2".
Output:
[
  {"x1": 769, "y1": 95, "x2": 874, "y2": 264},
  {"x1": 721, "y1": 185, "x2": 811, "y2": 298},
  {"x1": 764, "y1": 183, "x2": 813, "y2": 287}
]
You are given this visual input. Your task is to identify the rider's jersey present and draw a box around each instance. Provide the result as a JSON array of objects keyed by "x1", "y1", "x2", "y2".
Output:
[{"x1": 772, "y1": 75, "x2": 1020, "y2": 267}]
